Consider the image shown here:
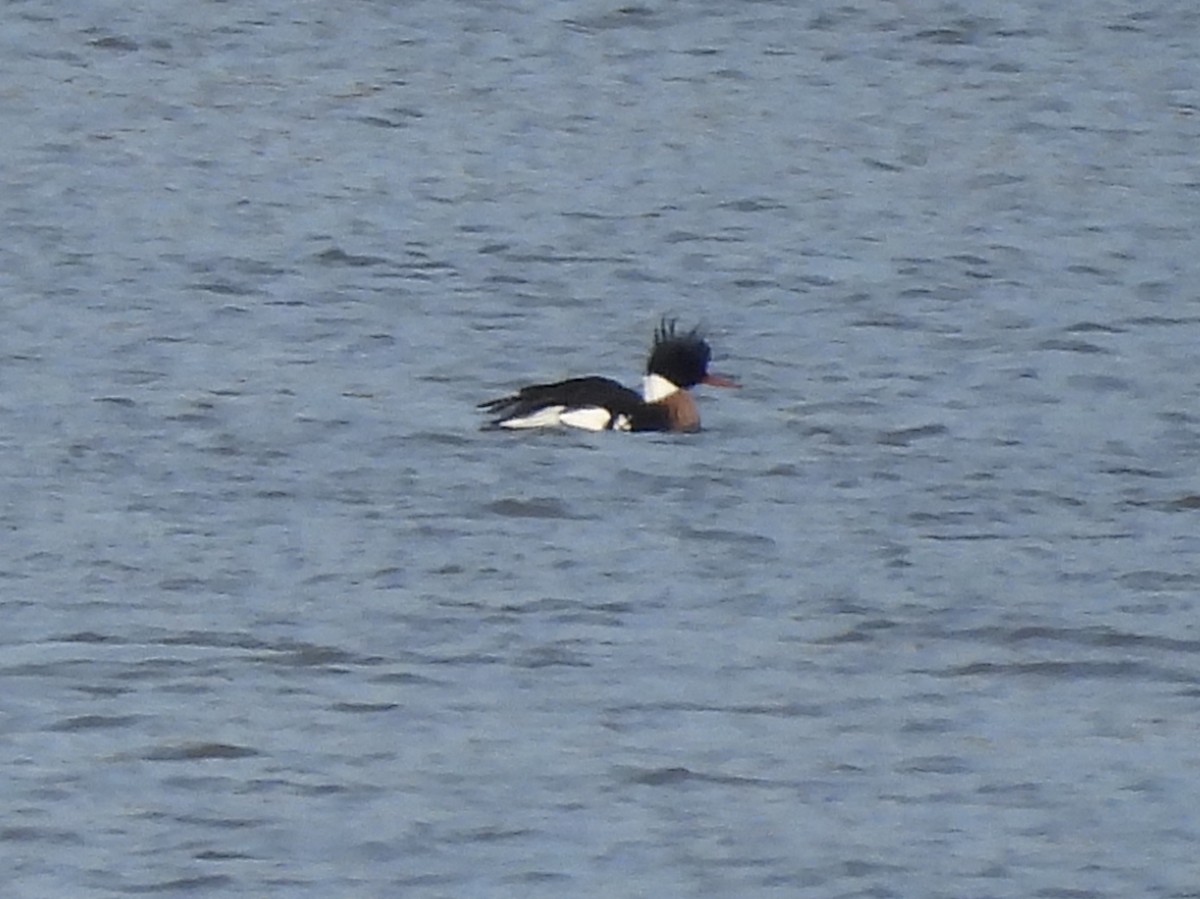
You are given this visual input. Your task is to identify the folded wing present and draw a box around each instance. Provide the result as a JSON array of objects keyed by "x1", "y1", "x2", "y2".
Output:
[{"x1": 479, "y1": 377, "x2": 651, "y2": 431}]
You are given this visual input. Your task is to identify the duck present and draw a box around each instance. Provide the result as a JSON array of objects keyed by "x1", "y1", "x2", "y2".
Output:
[{"x1": 479, "y1": 319, "x2": 736, "y2": 432}]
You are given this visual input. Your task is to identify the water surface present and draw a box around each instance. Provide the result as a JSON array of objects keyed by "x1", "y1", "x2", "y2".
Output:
[{"x1": 3, "y1": 2, "x2": 1200, "y2": 896}]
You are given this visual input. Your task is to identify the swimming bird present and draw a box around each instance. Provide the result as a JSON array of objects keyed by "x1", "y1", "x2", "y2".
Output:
[{"x1": 479, "y1": 319, "x2": 736, "y2": 432}]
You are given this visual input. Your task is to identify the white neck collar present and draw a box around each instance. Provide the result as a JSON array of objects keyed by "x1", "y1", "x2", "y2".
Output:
[{"x1": 642, "y1": 374, "x2": 680, "y2": 402}]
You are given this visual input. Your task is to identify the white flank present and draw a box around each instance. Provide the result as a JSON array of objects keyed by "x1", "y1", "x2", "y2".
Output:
[
  {"x1": 499, "y1": 406, "x2": 567, "y2": 429},
  {"x1": 559, "y1": 407, "x2": 612, "y2": 431},
  {"x1": 612, "y1": 414, "x2": 632, "y2": 431},
  {"x1": 642, "y1": 373, "x2": 679, "y2": 402}
]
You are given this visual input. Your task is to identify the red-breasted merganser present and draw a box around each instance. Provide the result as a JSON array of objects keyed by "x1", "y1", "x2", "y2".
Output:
[{"x1": 479, "y1": 319, "x2": 737, "y2": 432}]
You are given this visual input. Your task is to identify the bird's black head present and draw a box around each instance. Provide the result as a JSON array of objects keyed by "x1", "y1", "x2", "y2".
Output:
[{"x1": 646, "y1": 319, "x2": 713, "y2": 389}]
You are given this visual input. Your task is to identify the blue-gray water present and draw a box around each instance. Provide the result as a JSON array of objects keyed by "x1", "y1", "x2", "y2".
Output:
[{"x1": 3, "y1": 2, "x2": 1200, "y2": 896}]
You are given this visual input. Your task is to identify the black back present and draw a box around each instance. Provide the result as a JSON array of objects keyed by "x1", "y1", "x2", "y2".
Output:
[{"x1": 479, "y1": 376, "x2": 645, "y2": 427}]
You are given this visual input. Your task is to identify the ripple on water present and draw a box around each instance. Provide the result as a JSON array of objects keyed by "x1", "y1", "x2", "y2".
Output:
[
  {"x1": 484, "y1": 497, "x2": 580, "y2": 519},
  {"x1": 140, "y1": 743, "x2": 261, "y2": 762}
]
